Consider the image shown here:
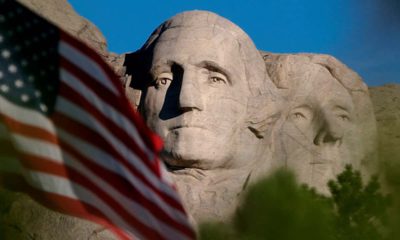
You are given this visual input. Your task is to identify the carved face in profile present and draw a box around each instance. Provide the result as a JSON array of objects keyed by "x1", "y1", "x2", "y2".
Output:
[{"x1": 136, "y1": 12, "x2": 271, "y2": 171}]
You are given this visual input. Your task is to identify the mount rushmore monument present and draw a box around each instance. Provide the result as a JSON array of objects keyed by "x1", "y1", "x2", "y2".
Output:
[
  {"x1": 123, "y1": 10, "x2": 377, "y2": 224},
  {"x1": 2, "y1": 1, "x2": 398, "y2": 239}
]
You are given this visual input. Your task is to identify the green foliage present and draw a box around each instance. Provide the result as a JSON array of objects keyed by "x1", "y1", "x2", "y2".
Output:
[
  {"x1": 200, "y1": 170, "x2": 335, "y2": 240},
  {"x1": 328, "y1": 165, "x2": 390, "y2": 240},
  {"x1": 378, "y1": 148, "x2": 400, "y2": 240},
  {"x1": 199, "y1": 166, "x2": 391, "y2": 240},
  {"x1": 199, "y1": 222, "x2": 235, "y2": 239}
]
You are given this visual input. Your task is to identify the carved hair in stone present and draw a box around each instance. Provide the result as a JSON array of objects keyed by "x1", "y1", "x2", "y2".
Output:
[{"x1": 264, "y1": 54, "x2": 378, "y2": 194}]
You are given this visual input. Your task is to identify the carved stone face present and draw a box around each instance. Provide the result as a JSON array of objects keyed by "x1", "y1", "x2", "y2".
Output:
[
  {"x1": 140, "y1": 27, "x2": 250, "y2": 170},
  {"x1": 286, "y1": 66, "x2": 354, "y2": 148},
  {"x1": 282, "y1": 64, "x2": 358, "y2": 193}
]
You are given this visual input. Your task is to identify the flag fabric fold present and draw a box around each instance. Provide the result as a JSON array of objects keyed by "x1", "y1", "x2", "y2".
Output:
[{"x1": 0, "y1": 0, "x2": 195, "y2": 239}]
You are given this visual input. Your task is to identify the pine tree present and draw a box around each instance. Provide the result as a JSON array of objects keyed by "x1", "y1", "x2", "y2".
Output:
[
  {"x1": 199, "y1": 165, "x2": 391, "y2": 240},
  {"x1": 328, "y1": 165, "x2": 390, "y2": 240}
]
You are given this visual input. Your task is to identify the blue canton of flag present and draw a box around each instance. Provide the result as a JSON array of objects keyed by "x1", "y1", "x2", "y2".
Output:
[{"x1": 0, "y1": 2, "x2": 59, "y2": 114}]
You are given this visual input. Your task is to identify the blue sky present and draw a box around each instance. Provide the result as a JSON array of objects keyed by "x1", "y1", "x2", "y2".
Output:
[{"x1": 68, "y1": 0, "x2": 400, "y2": 86}]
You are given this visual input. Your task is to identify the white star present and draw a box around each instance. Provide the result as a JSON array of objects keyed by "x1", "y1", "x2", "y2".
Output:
[
  {"x1": 35, "y1": 90, "x2": 41, "y2": 97},
  {"x1": 1, "y1": 49, "x2": 11, "y2": 58},
  {"x1": 0, "y1": 84, "x2": 9, "y2": 93},
  {"x1": 40, "y1": 103, "x2": 48, "y2": 112},
  {"x1": 21, "y1": 94, "x2": 29, "y2": 102},
  {"x1": 15, "y1": 79, "x2": 23, "y2": 88},
  {"x1": 8, "y1": 64, "x2": 17, "y2": 73}
]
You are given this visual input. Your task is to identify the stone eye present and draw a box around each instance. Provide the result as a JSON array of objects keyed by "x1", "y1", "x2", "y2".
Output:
[
  {"x1": 332, "y1": 105, "x2": 352, "y2": 122},
  {"x1": 155, "y1": 72, "x2": 172, "y2": 87},
  {"x1": 159, "y1": 78, "x2": 168, "y2": 85},
  {"x1": 293, "y1": 112, "x2": 306, "y2": 119},
  {"x1": 209, "y1": 72, "x2": 227, "y2": 84},
  {"x1": 211, "y1": 76, "x2": 223, "y2": 82},
  {"x1": 338, "y1": 114, "x2": 350, "y2": 121},
  {"x1": 290, "y1": 105, "x2": 313, "y2": 123}
]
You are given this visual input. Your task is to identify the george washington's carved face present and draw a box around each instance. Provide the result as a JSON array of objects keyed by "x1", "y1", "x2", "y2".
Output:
[{"x1": 141, "y1": 27, "x2": 251, "y2": 170}]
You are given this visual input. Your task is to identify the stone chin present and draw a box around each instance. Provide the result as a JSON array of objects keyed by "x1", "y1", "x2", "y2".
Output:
[{"x1": 161, "y1": 127, "x2": 235, "y2": 170}]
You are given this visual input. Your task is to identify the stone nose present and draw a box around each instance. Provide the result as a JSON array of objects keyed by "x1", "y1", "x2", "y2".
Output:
[
  {"x1": 313, "y1": 112, "x2": 344, "y2": 146},
  {"x1": 178, "y1": 68, "x2": 204, "y2": 112}
]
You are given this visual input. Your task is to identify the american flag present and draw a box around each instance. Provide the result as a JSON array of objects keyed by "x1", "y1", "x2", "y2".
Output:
[{"x1": 0, "y1": 0, "x2": 195, "y2": 239}]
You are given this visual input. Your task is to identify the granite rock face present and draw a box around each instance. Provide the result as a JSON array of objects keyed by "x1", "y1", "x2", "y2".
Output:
[
  {"x1": 369, "y1": 84, "x2": 400, "y2": 185},
  {"x1": 370, "y1": 84, "x2": 400, "y2": 156},
  {"x1": 0, "y1": 191, "x2": 115, "y2": 240},
  {"x1": 125, "y1": 11, "x2": 378, "y2": 224}
]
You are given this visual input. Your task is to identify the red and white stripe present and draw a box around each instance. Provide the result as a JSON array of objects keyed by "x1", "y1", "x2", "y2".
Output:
[{"x1": 0, "y1": 32, "x2": 195, "y2": 240}]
